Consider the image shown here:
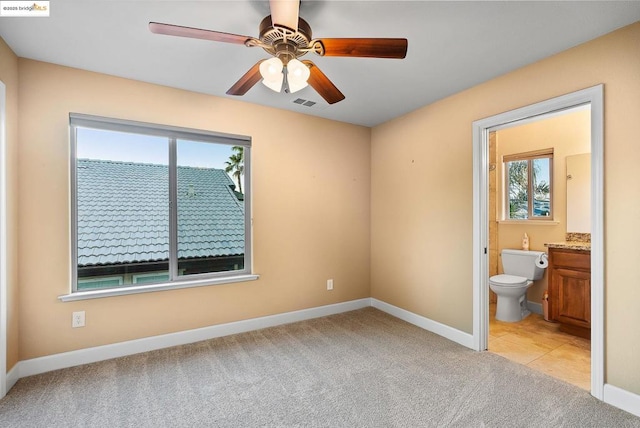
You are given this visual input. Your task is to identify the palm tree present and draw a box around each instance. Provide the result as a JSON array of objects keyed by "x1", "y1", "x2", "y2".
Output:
[
  {"x1": 225, "y1": 146, "x2": 244, "y2": 194},
  {"x1": 508, "y1": 160, "x2": 528, "y2": 218},
  {"x1": 508, "y1": 158, "x2": 551, "y2": 218}
]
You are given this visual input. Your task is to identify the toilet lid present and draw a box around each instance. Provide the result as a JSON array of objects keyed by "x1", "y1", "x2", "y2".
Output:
[{"x1": 490, "y1": 274, "x2": 528, "y2": 287}]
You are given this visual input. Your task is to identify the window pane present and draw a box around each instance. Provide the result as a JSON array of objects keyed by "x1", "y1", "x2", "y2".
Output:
[
  {"x1": 532, "y1": 158, "x2": 551, "y2": 217},
  {"x1": 133, "y1": 273, "x2": 170, "y2": 284},
  {"x1": 176, "y1": 140, "x2": 245, "y2": 277},
  {"x1": 507, "y1": 160, "x2": 528, "y2": 219},
  {"x1": 76, "y1": 128, "x2": 169, "y2": 290},
  {"x1": 77, "y1": 277, "x2": 123, "y2": 290}
]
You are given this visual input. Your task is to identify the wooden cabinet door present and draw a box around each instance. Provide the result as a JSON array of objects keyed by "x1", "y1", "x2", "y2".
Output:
[{"x1": 553, "y1": 268, "x2": 591, "y2": 328}]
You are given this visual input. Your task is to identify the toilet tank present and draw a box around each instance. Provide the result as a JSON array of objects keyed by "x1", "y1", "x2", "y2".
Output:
[{"x1": 501, "y1": 249, "x2": 546, "y2": 280}]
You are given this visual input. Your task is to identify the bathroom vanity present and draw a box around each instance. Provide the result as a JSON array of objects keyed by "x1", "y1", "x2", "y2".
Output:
[{"x1": 545, "y1": 243, "x2": 591, "y2": 339}]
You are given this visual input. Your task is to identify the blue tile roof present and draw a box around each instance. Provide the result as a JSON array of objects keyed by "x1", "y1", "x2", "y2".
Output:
[{"x1": 77, "y1": 159, "x2": 244, "y2": 267}]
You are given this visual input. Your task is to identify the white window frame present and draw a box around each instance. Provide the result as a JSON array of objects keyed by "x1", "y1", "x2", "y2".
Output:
[
  {"x1": 503, "y1": 148, "x2": 554, "y2": 221},
  {"x1": 60, "y1": 114, "x2": 258, "y2": 302}
]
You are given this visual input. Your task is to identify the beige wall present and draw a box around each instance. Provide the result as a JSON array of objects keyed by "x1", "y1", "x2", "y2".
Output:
[
  {"x1": 371, "y1": 22, "x2": 640, "y2": 394},
  {"x1": 16, "y1": 59, "x2": 371, "y2": 360},
  {"x1": 495, "y1": 108, "x2": 591, "y2": 303},
  {"x1": 0, "y1": 38, "x2": 20, "y2": 372}
]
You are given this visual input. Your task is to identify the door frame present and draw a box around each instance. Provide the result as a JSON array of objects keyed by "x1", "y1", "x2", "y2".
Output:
[
  {"x1": 471, "y1": 85, "x2": 604, "y2": 399},
  {"x1": 0, "y1": 80, "x2": 7, "y2": 398}
]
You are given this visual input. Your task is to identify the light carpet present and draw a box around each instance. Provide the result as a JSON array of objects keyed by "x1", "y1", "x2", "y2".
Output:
[{"x1": 1, "y1": 308, "x2": 638, "y2": 427}]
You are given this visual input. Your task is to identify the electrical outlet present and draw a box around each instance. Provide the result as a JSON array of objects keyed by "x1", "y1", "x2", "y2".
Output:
[
  {"x1": 72, "y1": 311, "x2": 85, "y2": 328},
  {"x1": 327, "y1": 279, "x2": 334, "y2": 291}
]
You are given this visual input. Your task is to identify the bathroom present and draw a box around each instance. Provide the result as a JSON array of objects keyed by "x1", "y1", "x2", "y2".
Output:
[{"x1": 487, "y1": 105, "x2": 592, "y2": 390}]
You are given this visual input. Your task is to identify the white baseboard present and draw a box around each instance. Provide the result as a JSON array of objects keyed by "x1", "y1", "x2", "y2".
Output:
[
  {"x1": 13, "y1": 297, "x2": 474, "y2": 383},
  {"x1": 527, "y1": 300, "x2": 543, "y2": 315},
  {"x1": 604, "y1": 383, "x2": 640, "y2": 417},
  {"x1": 17, "y1": 298, "x2": 371, "y2": 380},
  {"x1": 371, "y1": 298, "x2": 474, "y2": 349},
  {"x1": 6, "y1": 362, "x2": 19, "y2": 391}
]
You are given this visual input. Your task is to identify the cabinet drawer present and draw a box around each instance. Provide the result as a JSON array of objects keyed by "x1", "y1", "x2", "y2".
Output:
[{"x1": 550, "y1": 250, "x2": 590, "y2": 270}]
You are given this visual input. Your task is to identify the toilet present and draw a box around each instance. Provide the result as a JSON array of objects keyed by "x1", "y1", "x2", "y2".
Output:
[{"x1": 490, "y1": 249, "x2": 547, "y2": 322}]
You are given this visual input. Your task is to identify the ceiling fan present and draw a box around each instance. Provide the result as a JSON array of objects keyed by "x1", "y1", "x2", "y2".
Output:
[{"x1": 149, "y1": 0, "x2": 408, "y2": 105}]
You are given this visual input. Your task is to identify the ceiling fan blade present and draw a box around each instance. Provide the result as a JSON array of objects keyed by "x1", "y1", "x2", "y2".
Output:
[
  {"x1": 318, "y1": 38, "x2": 408, "y2": 59},
  {"x1": 226, "y1": 61, "x2": 265, "y2": 96},
  {"x1": 302, "y1": 61, "x2": 345, "y2": 105},
  {"x1": 149, "y1": 22, "x2": 252, "y2": 45},
  {"x1": 269, "y1": 0, "x2": 300, "y2": 30}
]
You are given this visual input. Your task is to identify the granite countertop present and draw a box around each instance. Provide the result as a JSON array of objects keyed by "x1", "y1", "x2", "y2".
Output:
[
  {"x1": 544, "y1": 241, "x2": 591, "y2": 251},
  {"x1": 544, "y1": 232, "x2": 591, "y2": 251}
]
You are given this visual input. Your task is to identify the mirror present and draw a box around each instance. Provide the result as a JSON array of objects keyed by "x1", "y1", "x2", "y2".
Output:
[{"x1": 566, "y1": 153, "x2": 591, "y2": 233}]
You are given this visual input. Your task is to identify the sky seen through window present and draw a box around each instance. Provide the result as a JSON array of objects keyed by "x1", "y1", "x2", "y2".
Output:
[{"x1": 76, "y1": 128, "x2": 234, "y2": 170}]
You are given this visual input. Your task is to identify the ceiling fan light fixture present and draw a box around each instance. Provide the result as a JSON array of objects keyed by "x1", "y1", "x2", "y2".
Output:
[
  {"x1": 259, "y1": 57, "x2": 284, "y2": 92},
  {"x1": 150, "y1": 0, "x2": 408, "y2": 105},
  {"x1": 286, "y1": 58, "x2": 310, "y2": 93}
]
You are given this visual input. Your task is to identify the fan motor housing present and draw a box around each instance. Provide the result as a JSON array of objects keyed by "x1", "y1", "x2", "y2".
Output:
[{"x1": 259, "y1": 15, "x2": 313, "y2": 60}]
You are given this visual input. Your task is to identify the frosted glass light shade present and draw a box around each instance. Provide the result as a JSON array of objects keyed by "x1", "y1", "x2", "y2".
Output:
[
  {"x1": 260, "y1": 57, "x2": 284, "y2": 92},
  {"x1": 286, "y1": 59, "x2": 310, "y2": 93}
]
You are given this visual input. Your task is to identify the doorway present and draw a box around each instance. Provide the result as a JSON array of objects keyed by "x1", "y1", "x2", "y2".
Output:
[
  {"x1": 472, "y1": 85, "x2": 604, "y2": 399},
  {"x1": 487, "y1": 106, "x2": 591, "y2": 390}
]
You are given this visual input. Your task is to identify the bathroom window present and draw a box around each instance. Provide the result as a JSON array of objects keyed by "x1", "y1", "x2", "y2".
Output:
[{"x1": 503, "y1": 149, "x2": 553, "y2": 220}]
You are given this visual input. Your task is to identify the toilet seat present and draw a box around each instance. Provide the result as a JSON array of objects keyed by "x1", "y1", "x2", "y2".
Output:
[{"x1": 489, "y1": 274, "x2": 528, "y2": 287}]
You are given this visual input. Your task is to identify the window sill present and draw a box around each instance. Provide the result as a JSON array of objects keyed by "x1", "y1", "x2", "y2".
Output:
[
  {"x1": 498, "y1": 220, "x2": 559, "y2": 226},
  {"x1": 58, "y1": 274, "x2": 260, "y2": 302}
]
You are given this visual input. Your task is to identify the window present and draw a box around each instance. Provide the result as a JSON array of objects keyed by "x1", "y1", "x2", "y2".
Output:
[
  {"x1": 70, "y1": 114, "x2": 252, "y2": 294},
  {"x1": 503, "y1": 149, "x2": 553, "y2": 220}
]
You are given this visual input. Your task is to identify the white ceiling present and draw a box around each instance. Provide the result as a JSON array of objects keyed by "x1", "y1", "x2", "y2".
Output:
[{"x1": 1, "y1": 1, "x2": 639, "y2": 127}]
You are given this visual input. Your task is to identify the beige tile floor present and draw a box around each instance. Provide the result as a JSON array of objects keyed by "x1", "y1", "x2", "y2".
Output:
[{"x1": 488, "y1": 303, "x2": 591, "y2": 390}]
